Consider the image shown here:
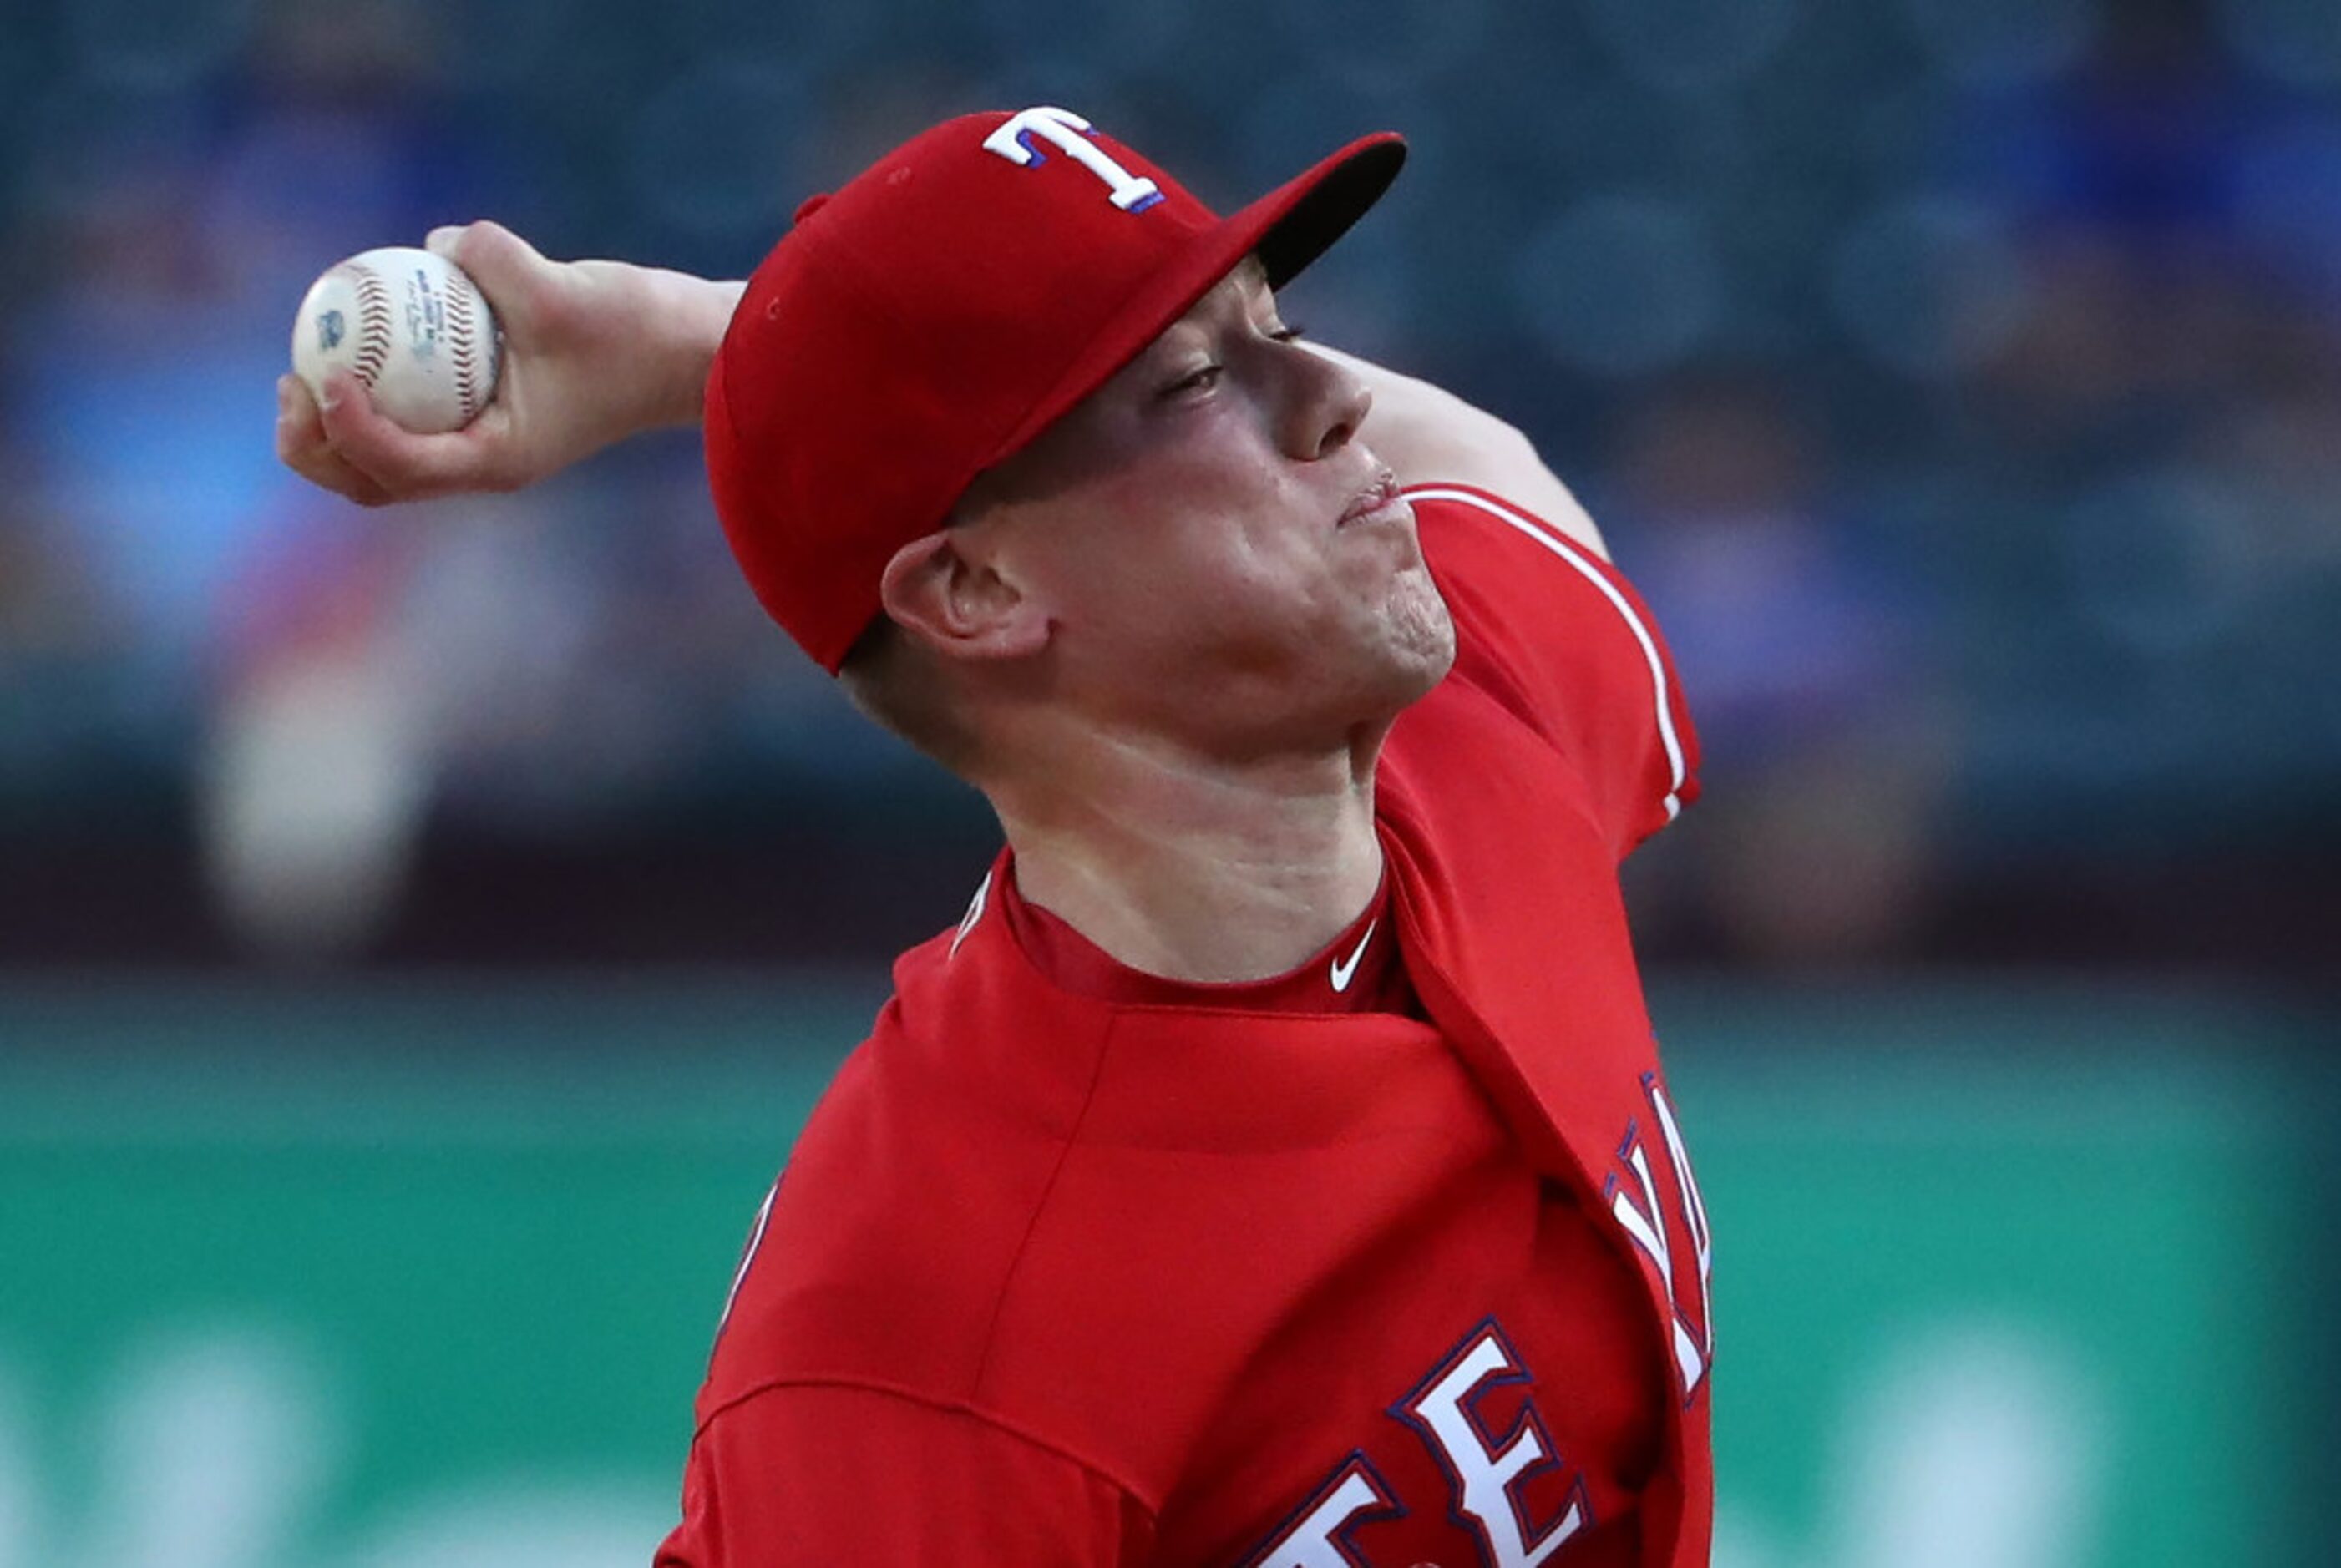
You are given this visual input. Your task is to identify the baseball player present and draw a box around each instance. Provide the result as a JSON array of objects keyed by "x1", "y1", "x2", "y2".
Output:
[{"x1": 277, "y1": 107, "x2": 1712, "y2": 1568}]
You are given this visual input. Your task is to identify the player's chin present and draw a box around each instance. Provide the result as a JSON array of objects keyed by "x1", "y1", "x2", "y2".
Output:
[{"x1": 1366, "y1": 576, "x2": 1457, "y2": 703}]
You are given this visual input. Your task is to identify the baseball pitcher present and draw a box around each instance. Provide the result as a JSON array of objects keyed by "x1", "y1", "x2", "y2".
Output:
[{"x1": 278, "y1": 106, "x2": 1713, "y2": 1568}]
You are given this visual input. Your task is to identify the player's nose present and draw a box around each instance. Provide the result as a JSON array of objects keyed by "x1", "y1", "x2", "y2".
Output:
[{"x1": 1281, "y1": 349, "x2": 1372, "y2": 462}]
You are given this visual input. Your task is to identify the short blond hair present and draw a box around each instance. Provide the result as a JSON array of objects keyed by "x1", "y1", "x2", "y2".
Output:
[{"x1": 835, "y1": 615, "x2": 982, "y2": 775}]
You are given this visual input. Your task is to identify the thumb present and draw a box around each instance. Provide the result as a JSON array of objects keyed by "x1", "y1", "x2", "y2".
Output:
[{"x1": 426, "y1": 220, "x2": 550, "y2": 325}]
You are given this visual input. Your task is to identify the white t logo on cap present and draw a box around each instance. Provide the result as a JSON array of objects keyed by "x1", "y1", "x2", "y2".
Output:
[{"x1": 982, "y1": 106, "x2": 1164, "y2": 213}]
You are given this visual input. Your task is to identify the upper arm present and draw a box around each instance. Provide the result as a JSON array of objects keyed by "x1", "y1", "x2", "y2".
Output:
[{"x1": 656, "y1": 1383, "x2": 1150, "y2": 1568}]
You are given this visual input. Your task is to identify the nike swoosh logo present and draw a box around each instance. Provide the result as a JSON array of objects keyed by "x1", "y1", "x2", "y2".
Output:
[{"x1": 1329, "y1": 918, "x2": 1377, "y2": 994}]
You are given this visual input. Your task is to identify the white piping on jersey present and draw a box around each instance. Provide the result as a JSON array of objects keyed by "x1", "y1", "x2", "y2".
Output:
[
  {"x1": 718, "y1": 1180, "x2": 778, "y2": 1333},
  {"x1": 1404, "y1": 487, "x2": 1687, "y2": 822}
]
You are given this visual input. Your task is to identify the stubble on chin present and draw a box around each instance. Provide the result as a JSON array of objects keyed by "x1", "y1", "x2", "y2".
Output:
[{"x1": 1376, "y1": 571, "x2": 1458, "y2": 704}]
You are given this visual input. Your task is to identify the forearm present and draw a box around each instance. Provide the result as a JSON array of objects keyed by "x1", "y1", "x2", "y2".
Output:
[{"x1": 632, "y1": 269, "x2": 747, "y2": 428}]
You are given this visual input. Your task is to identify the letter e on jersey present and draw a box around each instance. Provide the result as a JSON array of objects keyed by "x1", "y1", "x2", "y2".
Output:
[
  {"x1": 1394, "y1": 1322, "x2": 1585, "y2": 1567},
  {"x1": 1244, "y1": 1456, "x2": 1402, "y2": 1568}
]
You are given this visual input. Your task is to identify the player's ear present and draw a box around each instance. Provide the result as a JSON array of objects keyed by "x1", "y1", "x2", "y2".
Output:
[{"x1": 877, "y1": 529, "x2": 1051, "y2": 664}]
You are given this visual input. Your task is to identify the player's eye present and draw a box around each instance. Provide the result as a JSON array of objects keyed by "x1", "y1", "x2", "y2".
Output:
[
  {"x1": 1161, "y1": 363, "x2": 1222, "y2": 399},
  {"x1": 1157, "y1": 326, "x2": 1303, "y2": 400}
]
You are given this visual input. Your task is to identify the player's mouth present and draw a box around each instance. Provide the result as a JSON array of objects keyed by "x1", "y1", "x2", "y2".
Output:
[{"x1": 1337, "y1": 471, "x2": 1410, "y2": 529}]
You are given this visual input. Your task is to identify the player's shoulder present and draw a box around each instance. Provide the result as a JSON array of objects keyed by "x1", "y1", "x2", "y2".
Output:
[
  {"x1": 1392, "y1": 478, "x2": 1701, "y2": 854},
  {"x1": 702, "y1": 883, "x2": 1118, "y2": 1414},
  {"x1": 1402, "y1": 479, "x2": 1617, "y2": 600},
  {"x1": 1405, "y1": 475, "x2": 1609, "y2": 562},
  {"x1": 1400, "y1": 476, "x2": 1636, "y2": 735},
  {"x1": 1401, "y1": 476, "x2": 1643, "y2": 702}
]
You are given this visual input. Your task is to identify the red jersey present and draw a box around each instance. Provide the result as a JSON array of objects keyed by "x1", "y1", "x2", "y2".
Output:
[{"x1": 656, "y1": 483, "x2": 1711, "y2": 1568}]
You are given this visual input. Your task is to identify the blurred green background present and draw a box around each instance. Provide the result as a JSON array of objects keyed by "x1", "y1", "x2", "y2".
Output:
[
  {"x1": 3, "y1": 982, "x2": 2326, "y2": 1565},
  {"x1": 2, "y1": 0, "x2": 2336, "y2": 1561}
]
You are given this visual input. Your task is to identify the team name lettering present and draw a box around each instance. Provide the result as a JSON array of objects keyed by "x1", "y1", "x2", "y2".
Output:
[
  {"x1": 1245, "y1": 1459, "x2": 1401, "y2": 1568},
  {"x1": 980, "y1": 106, "x2": 1165, "y2": 212},
  {"x1": 1251, "y1": 1323, "x2": 1582, "y2": 1568},
  {"x1": 1248, "y1": 1077, "x2": 1710, "y2": 1567},
  {"x1": 1397, "y1": 1327, "x2": 1584, "y2": 1567},
  {"x1": 1606, "y1": 1075, "x2": 1713, "y2": 1399}
]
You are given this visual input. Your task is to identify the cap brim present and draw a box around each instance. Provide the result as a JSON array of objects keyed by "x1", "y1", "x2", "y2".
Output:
[
  {"x1": 1249, "y1": 133, "x2": 1408, "y2": 288},
  {"x1": 984, "y1": 132, "x2": 1406, "y2": 465}
]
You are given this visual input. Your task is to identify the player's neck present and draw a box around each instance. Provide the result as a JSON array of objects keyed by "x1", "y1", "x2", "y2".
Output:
[{"x1": 988, "y1": 728, "x2": 1386, "y2": 986}]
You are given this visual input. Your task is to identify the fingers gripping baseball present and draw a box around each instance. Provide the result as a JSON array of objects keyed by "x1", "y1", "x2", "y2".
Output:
[
  {"x1": 278, "y1": 220, "x2": 666, "y2": 505},
  {"x1": 276, "y1": 372, "x2": 395, "y2": 507},
  {"x1": 277, "y1": 364, "x2": 510, "y2": 506}
]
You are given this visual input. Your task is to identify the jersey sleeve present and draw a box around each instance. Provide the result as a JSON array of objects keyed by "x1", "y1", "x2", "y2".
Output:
[
  {"x1": 653, "y1": 1382, "x2": 1153, "y2": 1568},
  {"x1": 1406, "y1": 482, "x2": 1700, "y2": 857}
]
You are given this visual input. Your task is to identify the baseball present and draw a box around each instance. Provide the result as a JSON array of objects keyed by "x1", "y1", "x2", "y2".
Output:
[{"x1": 291, "y1": 246, "x2": 501, "y2": 434}]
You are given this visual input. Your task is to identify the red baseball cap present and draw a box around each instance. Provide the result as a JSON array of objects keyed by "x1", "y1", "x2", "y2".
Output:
[{"x1": 704, "y1": 106, "x2": 1406, "y2": 672}]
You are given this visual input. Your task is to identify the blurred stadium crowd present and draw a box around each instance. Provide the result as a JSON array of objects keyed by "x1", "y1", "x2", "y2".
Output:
[{"x1": 0, "y1": 0, "x2": 2335, "y2": 976}]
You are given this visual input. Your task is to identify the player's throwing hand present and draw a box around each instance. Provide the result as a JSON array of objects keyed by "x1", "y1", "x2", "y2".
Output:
[{"x1": 275, "y1": 220, "x2": 741, "y2": 506}]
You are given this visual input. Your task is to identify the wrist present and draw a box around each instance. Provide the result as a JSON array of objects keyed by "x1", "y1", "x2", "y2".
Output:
[{"x1": 636, "y1": 268, "x2": 747, "y2": 429}]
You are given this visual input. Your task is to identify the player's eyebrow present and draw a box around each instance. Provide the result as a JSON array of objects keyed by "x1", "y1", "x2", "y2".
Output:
[{"x1": 1134, "y1": 255, "x2": 1276, "y2": 374}]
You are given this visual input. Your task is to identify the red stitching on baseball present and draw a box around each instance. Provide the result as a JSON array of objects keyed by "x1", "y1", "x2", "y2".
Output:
[
  {"x1": 447, "y1": 279, "x2": 481, "y2": 418},
  {"x1": 336, "y1": 264, "x2": 396, "y2": 388}
]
